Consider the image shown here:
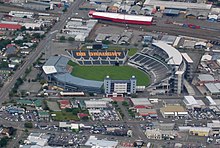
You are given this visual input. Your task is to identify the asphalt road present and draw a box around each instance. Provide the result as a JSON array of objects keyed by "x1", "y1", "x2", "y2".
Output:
[{"x1": 0, "y1": 0, "x2": 84, "y2": 105}]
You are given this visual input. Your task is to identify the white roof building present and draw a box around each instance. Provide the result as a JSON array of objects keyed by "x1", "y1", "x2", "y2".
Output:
[
  {"x1": 130, "y1": 98, "x2": 152, "y2": 107},
  {"x1": 84, "y1": 100, "x2": 108, "y2": 109},
  {"x1": 26, "y1": 133, "x2": 50, "y2": 147},
  {"x1": 144, "y1": 0, "x2": 212, "y2": 10},
  {"x1": 85, "y1": 136, "x2": 118, "y2": 148},
  {"x1": 206, "y1": 96, "x2": 217, "y2": 106},
  {"x1": 183, "y1": 96, "x2": 201, "y2": 109}
]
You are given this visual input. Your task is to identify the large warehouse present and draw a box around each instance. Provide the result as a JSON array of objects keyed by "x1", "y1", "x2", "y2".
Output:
[{"x1": 88, "y1": 11, "x2": 153, "y2": 25}]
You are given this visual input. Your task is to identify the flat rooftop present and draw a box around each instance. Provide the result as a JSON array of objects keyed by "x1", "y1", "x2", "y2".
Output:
[{"x1": 161, "y1": 105, "x2": 186, "y2": 112}]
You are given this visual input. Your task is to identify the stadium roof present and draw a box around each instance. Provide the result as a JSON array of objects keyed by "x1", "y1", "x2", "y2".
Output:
[
  {"x1": 152, "y1": 41, "x2": 182, "y2": 66},
  {"x1": 181, "y1": 53, "x2": 193, "y2": 63},
  {"x1": 43, "y1": 56, "x2": 69, "y2": 74},
  {"x1": 90, "y1": 11, "x2": 153, "y2": 22},
  {"x1": 54, "y1": 73, "x2": 103, "y2": 88}
]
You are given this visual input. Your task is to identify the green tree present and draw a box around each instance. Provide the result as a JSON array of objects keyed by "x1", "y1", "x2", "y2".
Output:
[
  {"x1": 122, "y1": 101, "x2": 129, "y2": 106},
  {"x1": 24, "y1": 122, "x2": 33, "y2": 128},
  {"x1": 81, "y1": 116, "x2": 89, "y2": 121},
  {"x1": 68, "y1": 37, "x2": 75, "y2": 41},
  {"x1": 20, "y1": 26, "x2": 26, "y2": 32},
  {"x1": 60, "y1": 36, "x2": 65, "y2": 41},
  {"x1": 0, "y1": 61, "x2": 8, "y2": 68},
  {"x1": 102, "y1": 40, "x2": 111, "y2": 44},
  {"x1": 32, "y1": 33, "x2": 41, "y2": 39},
  {"x1": 0, "y1": 137, "x2": 8, "y2": 147},
  {"x1": 72, "y1": 108, "x2": 80, "y2": 115}
]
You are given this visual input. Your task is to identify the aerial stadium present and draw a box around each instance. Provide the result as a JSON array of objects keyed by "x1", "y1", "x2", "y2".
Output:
[{"x1": 42, "y1": 40, "x2": 188, "y2": 95}]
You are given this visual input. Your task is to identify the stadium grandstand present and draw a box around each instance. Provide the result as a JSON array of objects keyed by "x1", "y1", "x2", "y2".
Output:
[
  {"x1": 42, "y1": 56, "x2": 103, "y2": 93},
  {"x1": 128, "y1": 41, "x2": 186, "y2": 95},
  {"x1": 67, "y1": 50, "x2": 128, "y2": 65}
]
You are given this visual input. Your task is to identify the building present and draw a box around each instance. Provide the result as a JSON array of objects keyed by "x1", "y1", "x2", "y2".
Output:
[
  {"x1": 25, "y1": 133, "x2": 50, "y2": 147},
  {"x1": 0, "y1": 23, "x2": 22, "y2": 30},
  {"x1": 104, "y1": 76, "x2": 136, "y2": 95},
  {"x1": 4, "y1": 44, "x2": 19, "y2": 56},
  {"x1": 144, "y1": 0, "x2": 212, "y2": 10},
  {"x1": 207, "y1": 120, "x2": 220, "y2": 135},
  {"x1": 84, "y1": 100, "x2": 108, "y2": 109},
  {"x1": 145, "y1": 129, "x2": 176, "y2": 140},
  {"x1": 206, "y1": 96, "x2": 217, "y2": 106},
  {"x1": 136, "y1": 108, "x2": 157, "y2": 118},
  {"x1": 8, "y1": 11, "x2": 34, "y2": 18},
  {"x1": 57, "y1": 100, "x2": 72, "y2": 109},
  {"x1": 84, "y1": 136, "x2": 118, "y2": 148},
  {"x1": 183, "y1": 96, "x2": 201, "y2": 110},
  {"x1": 197, "y1": 74, "x2": 215, "y2": 85},
  {"x1": 160, "y1": 105, "x2": 188, "y2": 118},
  {"x1": 204, "y1": 83, "x2": 220, "y2": 96},
  {"x1": 163, "y1": 9, "x2": 180, "y2": 16},
  {"x1": 88, "y1": 11, "x2": 153, "y2": 25},
  {"x1": 130, "y1": 98, "x2": 152, "y2": 108},
  {"x1": 189, "y1": 127, "x2": 211, "y2": 136},
  {"x1": 38, "y1": 111, "x2": 50, "y2": 121},
  {"x1": 181, "y1": 53, "x2": 193, "y2": 81},
  {"x1": 59, "y1": 122, "x2": 79, "y2": 131}
]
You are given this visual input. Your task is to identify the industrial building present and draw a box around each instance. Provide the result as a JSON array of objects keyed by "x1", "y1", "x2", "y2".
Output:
[
  {"x1": 206, "y1": 96, "x2": 217, "y2": 106},
  {"x1": 104, "y1": 75, "x2": 136, "y2": 95},
  {"x1": 84, "y1": 100, "x2": 108, "y2": 109},
  {"x1": 145, "y1": 129, "x2": 176, "y2": 140},
  {"x1": 136, "y1": 108, "x2": 157, "y2": 118},
  {"x1": 85, "y1": 136, "x2": 118, "y2": 148},
  {"x1": 204, "y1": 83, "x2": 220, "y2": 96},
  {"x1": 144, "y1": 0, "x2": 212, "y2": 10},
  {"x1": 88, "y1": 11, "x2": 153, "y2": 25},
  {"x1": 183, "y1": 96, "x2": 202, "y2": 110},
  {"x1": 130, "y1": 98, "x2": 152, "y2": 108},
  {"x1": 0, "y1": 23, "x2": 22, "y2": 30},
  {"x1": 59, "y1": 18, "x2": 98, "y2": 42},
  {"x1": 160, "y1": 105, "x2": 188, "y2": 118},
  {"x1": 189, "y1": 127, "x2": 211, "y2": 137}
]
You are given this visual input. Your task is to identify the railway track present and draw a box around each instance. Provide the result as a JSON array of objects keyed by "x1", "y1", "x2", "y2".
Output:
[{"x1": 98, "y1": 20, "x2": 220, "y2": 41}]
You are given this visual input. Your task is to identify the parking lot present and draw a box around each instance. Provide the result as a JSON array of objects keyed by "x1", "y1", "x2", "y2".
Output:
[
  {"x1": 1, "y1": 109, "x2": 39, "y2": 122},
  {"x1": 48, "y1": 133, "x2": 88, "y2": 147},
  {"x1": 88, "y1": 109, "x2": 120, "y2": 121}
]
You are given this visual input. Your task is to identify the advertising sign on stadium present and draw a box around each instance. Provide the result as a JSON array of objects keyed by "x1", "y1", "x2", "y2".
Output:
[{"x1": 76, "y1": 51, "x2": 122, "y2": 57}]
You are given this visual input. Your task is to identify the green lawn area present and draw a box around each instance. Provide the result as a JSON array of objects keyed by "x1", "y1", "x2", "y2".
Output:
[
  {"x1": 51, "y1": 111, "x2": 79, "y2": 121},
  {"x1": 128, "y1": 48, "x2": 138, "y2": 56},
  {"x1": 68, "y1": 61, "x2": 150, "y2": 86}
]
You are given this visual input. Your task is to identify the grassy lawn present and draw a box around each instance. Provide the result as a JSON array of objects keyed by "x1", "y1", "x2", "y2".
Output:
[
  {"x1": 68, "y1": 61, "x2": 150, "y2": 86},
  {"x1": 51, "y1": 111, "x2": 79, "y2": 121},
  {"x1": 128, "y1": 48, "x2": 138, "y2": 56}
]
